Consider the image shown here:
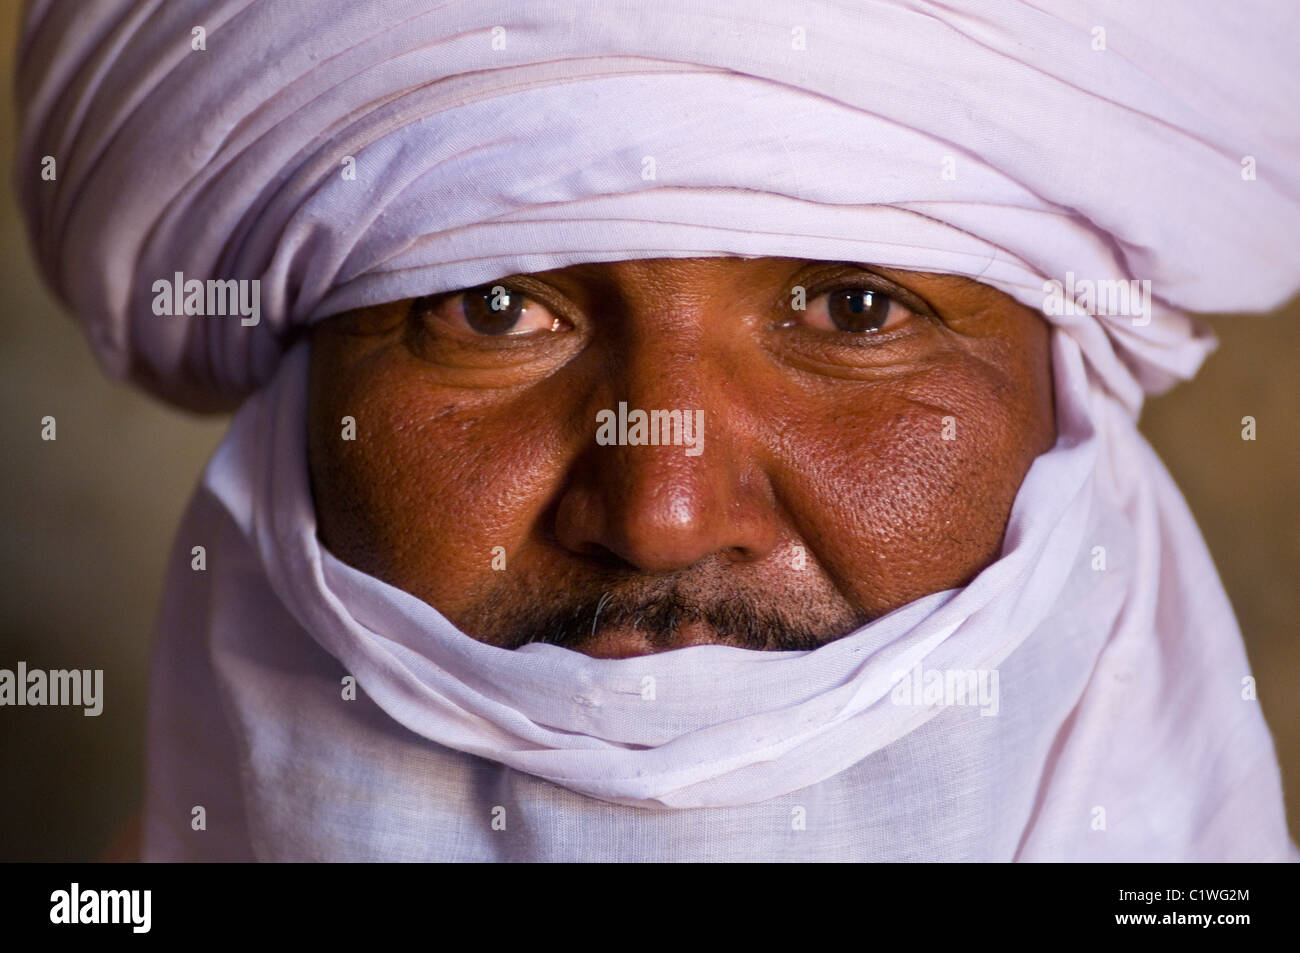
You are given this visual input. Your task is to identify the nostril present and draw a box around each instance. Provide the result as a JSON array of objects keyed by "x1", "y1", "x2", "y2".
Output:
[{"x1": 568, "y1": 540, "x2": 635, "y2": 570}]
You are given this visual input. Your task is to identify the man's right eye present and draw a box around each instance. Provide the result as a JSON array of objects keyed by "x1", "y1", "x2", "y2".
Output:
[{"x1": 412, "y1": 284, "x2": 570, "y2": 337}]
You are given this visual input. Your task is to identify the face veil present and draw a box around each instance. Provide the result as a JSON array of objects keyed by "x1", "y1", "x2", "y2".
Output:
[{"x1": 15, "y1": 0, "x2": 1299, "y2": 860}]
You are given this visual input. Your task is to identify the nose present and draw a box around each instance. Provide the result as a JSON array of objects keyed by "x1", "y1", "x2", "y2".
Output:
[{"x1": 552, "y1": 341, "x2": 781, "y2": 574}]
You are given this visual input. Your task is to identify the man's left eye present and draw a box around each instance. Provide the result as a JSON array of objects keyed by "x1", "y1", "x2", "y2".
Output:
[
  {"x1": 798, "y1": 288, "x2": 913, "y2": 334},
  {"x1": 423, "y1": 283, "x2": 568, "y2": 336}
]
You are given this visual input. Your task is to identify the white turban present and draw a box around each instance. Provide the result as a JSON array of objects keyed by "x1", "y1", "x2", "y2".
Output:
[
  {"x1": 16, "y1": 0, "x2": 1297, "y2": 859},
  {"x1": 19, "y1": 0, "x2": 1300, "y2": 412}
]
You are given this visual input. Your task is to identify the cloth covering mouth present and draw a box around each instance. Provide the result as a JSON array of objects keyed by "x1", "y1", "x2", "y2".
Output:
[{"x1": 196, "y1": 334, "x2": 1098, "y2": 806}]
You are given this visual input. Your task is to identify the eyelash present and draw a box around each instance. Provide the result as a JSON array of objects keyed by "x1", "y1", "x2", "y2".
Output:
[
  {"x1": 809, "y1": 273, "x2": 930, "y2": 309},
  {"x1": 412, "y1": 272, "x2": 936, "y2": 342},
  {"x1": 411, "y1": 283, "x2": 570, "y2": 336}
]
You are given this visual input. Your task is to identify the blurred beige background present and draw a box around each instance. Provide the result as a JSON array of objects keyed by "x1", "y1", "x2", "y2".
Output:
[{"x1": 1, "y1": 9, "x2": 1295, "y2": 860}]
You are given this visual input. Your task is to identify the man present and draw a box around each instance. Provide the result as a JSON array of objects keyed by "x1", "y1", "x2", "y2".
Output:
[{"x1": 15, "y1": 0, "x2": 1298, "y2": 860}]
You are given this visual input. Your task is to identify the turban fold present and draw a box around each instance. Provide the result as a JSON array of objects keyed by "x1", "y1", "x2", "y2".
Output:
[
  {"x1": 14, "y1": 0, "x2": 1298, "y2": 859},
  {"x1": 16, "y1": 0, "x2": 1300, "y2": 412}
]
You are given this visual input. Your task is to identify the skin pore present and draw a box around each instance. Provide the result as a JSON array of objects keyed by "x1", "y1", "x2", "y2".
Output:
[{"x1": 306, "y1": 257, "x2": 1056, "y2": 659}]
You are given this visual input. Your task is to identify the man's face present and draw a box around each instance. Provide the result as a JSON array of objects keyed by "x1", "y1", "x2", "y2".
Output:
[{"x1": 307, "y1": 257, "x2": 1056, "y2": 658}]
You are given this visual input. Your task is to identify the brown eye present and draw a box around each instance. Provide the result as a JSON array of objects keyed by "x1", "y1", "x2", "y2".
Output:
[
  {"x1": 807, "y1": 288, "x2": 911, "y2": 333},
  {"x1": 415, "y1": 283, "x2": 568, "y2": 337},
  {"x1": 465, "y1": 283, "x2": 526, "y2": 334}
]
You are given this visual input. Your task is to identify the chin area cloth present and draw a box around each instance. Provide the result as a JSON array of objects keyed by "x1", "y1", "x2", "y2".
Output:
[{"x1": 14, "y1": 0, "x2": 1299, "y2": 860}]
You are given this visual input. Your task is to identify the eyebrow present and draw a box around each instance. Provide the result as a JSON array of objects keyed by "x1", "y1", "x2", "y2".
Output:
[{"x1": 854, "y1": 264, "x2": 979, "y2": 288}]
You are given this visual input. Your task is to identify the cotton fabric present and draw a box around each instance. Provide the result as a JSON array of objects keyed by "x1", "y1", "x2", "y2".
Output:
[{"x1": 14, "y1": 0, "x2": 1299, "y2": 859}]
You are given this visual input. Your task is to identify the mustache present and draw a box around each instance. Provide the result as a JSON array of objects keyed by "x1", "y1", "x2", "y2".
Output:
[{"x1": 494, "y1": 583, "x2": 859, "y2": 653}]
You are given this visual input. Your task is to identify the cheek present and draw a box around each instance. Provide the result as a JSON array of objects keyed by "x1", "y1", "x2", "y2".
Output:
[
  {"x1": 308, "y1": 347, "x2": 575, "y2": 616},
  {"x1": 772, "y1": 354, "x2": 1049, "y2": 615}
]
